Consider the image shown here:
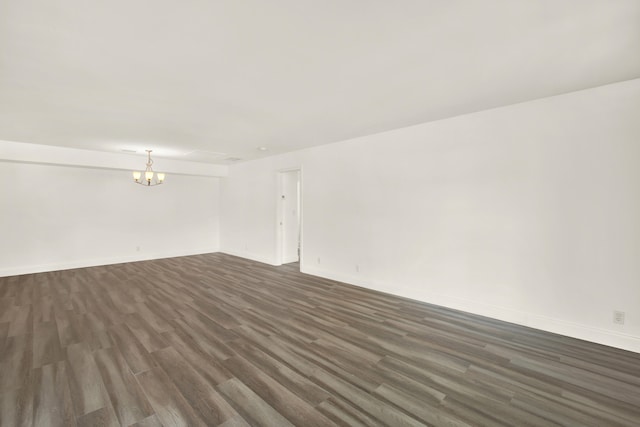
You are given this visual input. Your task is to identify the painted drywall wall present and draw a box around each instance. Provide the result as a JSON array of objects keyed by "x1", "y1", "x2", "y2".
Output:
[
  {"x1": 220, "y1": 78, "x2": 640, "y2": 352},
  {"x1": 0, "y1": 161, "x2": 220, "y2": 276}
]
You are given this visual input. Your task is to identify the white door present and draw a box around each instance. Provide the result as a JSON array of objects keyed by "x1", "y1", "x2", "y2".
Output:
[{"x1": 280, "y1": 170, "x2": 300, "y2": 264}]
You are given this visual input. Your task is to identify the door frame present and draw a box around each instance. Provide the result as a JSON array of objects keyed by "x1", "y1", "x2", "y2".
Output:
[{"x1": 275, "y1": 167, "x2": 303, "y2": 267}]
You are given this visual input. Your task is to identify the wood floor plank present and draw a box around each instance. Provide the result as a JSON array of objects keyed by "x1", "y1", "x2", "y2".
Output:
[
  {"x1": 0, "y1": 334, "x2": 33, "y2": 392},
  {"x1": 0, "y1": 378, "x2": 34, "y2": 427},
  {"x1": 510, "y1": 392, "x2": 630, "y2": 427},
  {"x1": 373, "y1": 382, "x2": 471, "y2": 427},
  {"x1": 75, "y1": 405, "x2": 120, "y2": 427},
  {"x1": 54, "y1": 309, "x2": 84, "y2": 348},
  {"x1": 106, "y1": 323, "x2": 155, "y2": 375},
  {"x1": 1, "y1": 253, "x2": 639, "y2": 426},
  {"x1": 94, "y1": 346, "x2": 154, "y2": 426},
  {"x1": 124, "y1": 313, "x2": 169, "y2": 353},
  {"x1": 33, "y1": 361, "x2": 76, "y2": 427},
  {"x1": 170, "y1": 316, "x2": 236, "y2": 361},
  {"x1": 223, "y1": 354, "x2": 337, "y2": 427},
  {"x1": 129, "y1": 414, "x2": 163, "y2": 427},
  {"x1": 217, "y1": 378, "x2": 294, "y2": 427},
  {"x1": 8, "y1": 304, "x2": 32, "y2": 337},
  {"x1": 134, "y1": 302, "x2": 173, "y2": 334},
  {"x1": 0, "y1": 322, "x2": 9, "y2": 354},
  {"x1": 309, "y1": 365, "x2": 427, "y2": 427},
  {"x1": 276, "y1": 333, "x2": 384, "y2": 392},
  {"x1": 151, "y1": 346, "x2": 238, "y2": 425},
  {"x1": 135, "y1": 367, "x2": 208, "y2": 427},
  {"x1": 316, "y1": 397, "x2": 384, "y2": 427},
  {"x1": 65, "y1": 341, "x2": 111, "y2": 417},
  {"x1": 33, "y1": 295, "x2": 54, "y2": 324},
  {"x1": 228, "y1": 338, "x2": 332, "y2": 406},
  {"x1": 218, "y1": 414, "x2": 253, "y2": 427},
  {"x1": 15, "y1": 279, "x2": 34, "y2": 307},
  {"x1": 32, "y1": 321, "x2": 64, "y2": 369},
  {"x1": 160, "y1": 328, "x2": 233, "y2": 386}
]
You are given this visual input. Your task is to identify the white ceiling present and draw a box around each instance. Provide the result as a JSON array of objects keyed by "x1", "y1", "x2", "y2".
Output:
[{"x1": 1, "y1": 1, "x2": 639, "y2": 164}]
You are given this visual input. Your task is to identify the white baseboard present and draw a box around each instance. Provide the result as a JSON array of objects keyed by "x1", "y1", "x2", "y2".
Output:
[
  {"x1": 302, "y1": 265, "x2": 640, "y2": 354},
  {"x1": 0, "y1": 247, "x2": 219, "y2": 277}
]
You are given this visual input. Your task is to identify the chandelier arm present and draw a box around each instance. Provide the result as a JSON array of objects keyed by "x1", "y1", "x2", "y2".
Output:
[{"x1": 134, "y1": 181, "x2": 163, "y2": 186}]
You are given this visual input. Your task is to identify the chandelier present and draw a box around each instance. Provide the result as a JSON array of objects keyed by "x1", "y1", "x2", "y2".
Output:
[{"x1": 132, "y1": 150, "x2": 166, "y2": 186}]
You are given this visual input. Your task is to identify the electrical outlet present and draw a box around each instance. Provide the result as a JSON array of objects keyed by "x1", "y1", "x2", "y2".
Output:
[
  {"x1": 317, "y1": 257, "x2": 320, "y2": 264},
  {"x1": 136, "y1": 246, "x2": 140, "y2": 252},
  {"x1": 355, "y1": 264, "x2": 359, "y2": 272},
  {"x1": 613, "y1": 311, "x2": 625, "y2": 325}
]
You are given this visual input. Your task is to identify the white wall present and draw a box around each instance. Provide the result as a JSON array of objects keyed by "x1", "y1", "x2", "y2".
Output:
[
  {"x1": 220, "y1": 78, "x2": 640, "y2": 352},
  {"x1": 0, "y1": 161, "x2": 220, "y2": 276}
]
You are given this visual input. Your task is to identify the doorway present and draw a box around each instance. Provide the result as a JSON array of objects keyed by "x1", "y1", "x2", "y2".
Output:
[{"x1": 277, "y1": 169, "x2": 301, "y2": 266}]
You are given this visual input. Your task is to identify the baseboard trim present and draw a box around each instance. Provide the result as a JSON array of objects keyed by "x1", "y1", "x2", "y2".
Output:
[
  {"x1": 0, "y1": 247, "x2": 220, "y2": 277},
  {"x1": 302, "y1": 265, "x2": 640, "y2": 354},
  {"x1": 282, "y1": 256, "x2": 299, "y2": 264}
]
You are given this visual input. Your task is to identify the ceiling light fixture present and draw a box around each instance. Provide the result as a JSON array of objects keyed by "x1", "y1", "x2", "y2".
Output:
[{"x1": 132, "y1": 150, "x2": 165, "y2": 186}]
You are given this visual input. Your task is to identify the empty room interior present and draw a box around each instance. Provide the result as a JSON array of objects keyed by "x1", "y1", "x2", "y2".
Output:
[{"x1": 1, "y1": 1, "x2": 640, "y2": 426}]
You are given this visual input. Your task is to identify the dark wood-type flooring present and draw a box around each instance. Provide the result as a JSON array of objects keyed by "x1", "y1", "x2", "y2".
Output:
[{"x1": 1, "y1": 253, "x2": 639, "y2": 426}]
